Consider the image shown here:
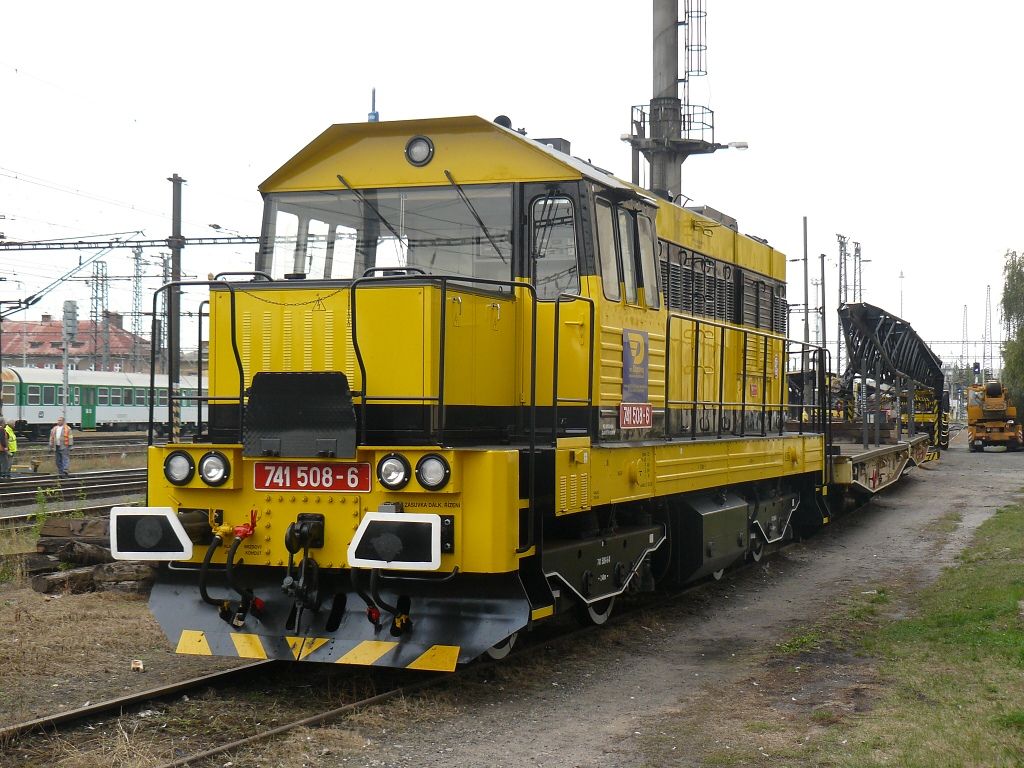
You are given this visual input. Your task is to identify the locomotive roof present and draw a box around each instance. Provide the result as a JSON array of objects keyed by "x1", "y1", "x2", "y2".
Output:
[
  {"x1": 259, "y1": 115, "x2": 649, "y2": 198},
  {"x1": 260, "y1": 115, "x2": 785, "y2": 280}
]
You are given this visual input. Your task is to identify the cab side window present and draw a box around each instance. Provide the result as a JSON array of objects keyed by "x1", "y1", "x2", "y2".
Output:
[
  {"x1": 616, "y1": 208, "x2": 638, "y2": 305},
  {"x1": 637, "y1": 214, "x2": 660, "y2": 309},
  {"x1": 532, "y1": 195, "x2": 579, "y2": 300},
  {"x1": 596, "y1": 200, "x2": 620, "y2": 301}
]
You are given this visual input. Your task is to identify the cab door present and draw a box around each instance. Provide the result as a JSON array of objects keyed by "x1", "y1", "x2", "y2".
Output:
[{"x1": 520, "y1": 183, "x2": 593, "y2": 439}]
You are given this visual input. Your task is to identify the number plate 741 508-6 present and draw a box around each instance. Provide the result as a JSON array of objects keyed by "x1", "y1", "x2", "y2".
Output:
[{"x1": 254, "y1": 462, "x2": 371, "y2": 493}]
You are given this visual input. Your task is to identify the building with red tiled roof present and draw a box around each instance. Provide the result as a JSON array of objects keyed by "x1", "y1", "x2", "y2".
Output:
[{"x1": 0, "y1": 312, "x2": 152, "y2": 372}]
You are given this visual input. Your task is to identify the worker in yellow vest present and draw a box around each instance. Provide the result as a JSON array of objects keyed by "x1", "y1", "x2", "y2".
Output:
[{"x1": 2, "y1": 420, "x2": 16, "y2": 480}]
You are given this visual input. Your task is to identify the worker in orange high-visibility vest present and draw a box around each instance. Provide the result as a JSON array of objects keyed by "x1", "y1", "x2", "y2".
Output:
[{"x1": 49, "y1": 415, "x2": 74, "y2": 478}]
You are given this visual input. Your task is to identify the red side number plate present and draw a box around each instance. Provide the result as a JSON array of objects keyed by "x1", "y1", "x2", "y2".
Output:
[{"x1": 254, "y1": 462, "x2": 371, "y2": 493}]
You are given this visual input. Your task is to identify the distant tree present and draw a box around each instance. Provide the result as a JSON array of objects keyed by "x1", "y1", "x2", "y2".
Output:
[
  {"x1": 1002, "y1": 250, "x2": 1024, "y2": 335},
  {"x1": 1001, "y1": 250, "x2": 1024, "y2": 399},
  {"x1": 1004, "y1": 337, "x2": 1024, "y2": 404}
]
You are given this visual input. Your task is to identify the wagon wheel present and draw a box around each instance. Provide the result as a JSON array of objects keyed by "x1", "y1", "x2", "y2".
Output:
[
  {"x1": 750, "y1": 535, "x2": 765, "y2": 563},
  {"x1": 576, "y1": 596, "x2": 615, "y2": 626},
  {"x1": 484, "y1": 631, "x2": 518, "y2": 661}
]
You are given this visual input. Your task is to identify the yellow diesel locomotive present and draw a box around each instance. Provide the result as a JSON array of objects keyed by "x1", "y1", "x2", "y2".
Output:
[{"x1": 112, "y1": 116, "x2": 831, "y2": 671}]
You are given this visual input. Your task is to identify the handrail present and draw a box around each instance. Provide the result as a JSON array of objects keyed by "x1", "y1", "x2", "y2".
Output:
[
  {"x1": 663, "y1": 309, "x2": 826, "y2": 441},
  {"x1": 196, "y1": 300, "x2": 208, "y2": 440},
  {"x1": 149, "y1": 280, "x2": 245, "y2": 446},
  {"x1": 214, "y1": 271, "x2": 273, "y2": 282},
  {"x1": 551, "y1": 293, "x2": 596, "y2": 446},
  {"x1": 348, "y1": 273, "x2": 541, "y2": 552}
]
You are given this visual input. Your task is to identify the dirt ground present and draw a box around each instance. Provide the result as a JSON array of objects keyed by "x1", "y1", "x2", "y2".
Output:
[
  {"x1": 1, "y1": 434, "x2": 1020, "y2": 767},
  {"x1": 296, "y1": 435, "x2": 1024, "y2": 768}
]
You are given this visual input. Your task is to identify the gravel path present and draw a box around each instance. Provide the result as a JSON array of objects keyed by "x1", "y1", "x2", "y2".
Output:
[{"x1": 321, "y1": 438, "x2": 1022, "y2": 768}]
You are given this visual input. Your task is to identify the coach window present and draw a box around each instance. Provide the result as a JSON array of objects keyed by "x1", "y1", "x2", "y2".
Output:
[
  {"x1": 43, "y1": 386, "x2": 56, "y2": 406},
  {"x1": 98, "y1": 387, "x2": 109, "y2": 406},
  {"x1": 124, "y1": 388, "x2": 134, "y2": 406},
  {"x1": 1, "y1": 384, "x2": 14, "y2": 406},
  {"x1": 532, "y1": 195, "x2": 579, "y2": 300},
  {"x1": 637, "y1": 214, "x2": 660, "y2": 309},
  {"x1": 595, "y1": 200, "x2": 620, "y2": 301},
  {"x1": 136, "y1": 388, "x2": 148, "y2": 406},
  {"x1": 27, "y1": 385, "x2": 40, "y2": 406},
  {"x1": 617, "y1": 208, "x2": 638, "y2": 305},
  {"x1": 111, "y1": 388, "x2": 122, "y2": 406},
  {"x1": 158, "y1": 389, "x2": 168, "y2": 406}
]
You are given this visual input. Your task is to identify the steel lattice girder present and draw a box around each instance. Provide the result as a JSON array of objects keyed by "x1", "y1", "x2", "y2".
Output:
[{"x1": 837, "y1": 303, "x2": 944, "y2": 395}]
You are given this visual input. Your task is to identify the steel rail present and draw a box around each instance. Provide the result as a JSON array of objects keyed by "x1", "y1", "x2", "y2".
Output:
[{"x1": 0, "y1": 661, "x2": 275, "y2": 744}]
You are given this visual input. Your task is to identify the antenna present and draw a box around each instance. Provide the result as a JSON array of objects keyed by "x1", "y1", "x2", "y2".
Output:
[{"x1": 368, "y1": 87, "x2": 379, "y2": 123}]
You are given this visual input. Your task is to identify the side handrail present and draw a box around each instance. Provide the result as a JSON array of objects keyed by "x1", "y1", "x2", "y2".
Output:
[
  {"x1": 663, "y1": 309, "x2": 826, "y2": 440},
  {"x1": 150, "y1": 280, "x2": 245, "y2": 446}
]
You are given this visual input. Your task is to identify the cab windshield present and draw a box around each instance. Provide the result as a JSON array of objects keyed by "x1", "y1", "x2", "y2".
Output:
[{"x1": 261, "y1": 184, "x2": 513, "y2": 285}]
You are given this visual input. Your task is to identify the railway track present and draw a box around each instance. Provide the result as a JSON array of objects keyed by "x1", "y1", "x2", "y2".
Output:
[
  {"x1": 0, "y1": 661, "x2": 275, "y2": 744},
  {"x1": 0, "y1": 541, "x2": 781, "y2": 766},
  {"x1": 0, "y1": 468, "x2": 147, "y2": 514}
]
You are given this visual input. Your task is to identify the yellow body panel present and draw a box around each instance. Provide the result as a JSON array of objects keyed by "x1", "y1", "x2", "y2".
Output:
[
  {"x1": 586, "y1": 435, "x2": 823, "y2": 507},
  {"x1": 210, "y1": 283, "x2": 517, "y2": 407},
  {"x1": 652, "y1": 199, "x2": 785, "y2": 280}
]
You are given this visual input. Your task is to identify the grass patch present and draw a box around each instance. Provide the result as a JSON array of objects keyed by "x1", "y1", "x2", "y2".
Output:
[
  {"x1": 932, "y1": 508, "x2": 963, "y2": 535},
  {"x1": 775, "y1": 630, "x2": 824, "y2": 654},
  {"x1": 820, "y1": 503, "x2": 1024, "y2": 766},
  {"x1": 639, "y1": 503, "x2": 1024, "y2": 767}
]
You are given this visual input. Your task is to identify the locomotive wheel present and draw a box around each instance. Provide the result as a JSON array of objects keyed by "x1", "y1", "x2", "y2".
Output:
[
  {"x1": 576, "y1": 596, "x2": 615, "y2": 626},
  {"x1": 484, "y1": 631, "x2": 518, "y2": 661},
  {"x1": 750, "y1": 536, "x2": 764, "y2": 563}
]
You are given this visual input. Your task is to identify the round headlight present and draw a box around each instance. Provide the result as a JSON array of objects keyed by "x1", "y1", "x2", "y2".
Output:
[
  {"x1": 405, "y1": 135, "x2": 434, "y2": 167},
  {"x1": 198, "y1": 451, "x2": 230, "y2": 487},
  {"x1": 416, "y1": 454, "x2": 450, "y2": 490},
  {"x1": 164, "y1": 451, "x2": 195, "y2": 485},
  {"x1": 377, "y1": 453, "x2": 410, "y2": 490}
]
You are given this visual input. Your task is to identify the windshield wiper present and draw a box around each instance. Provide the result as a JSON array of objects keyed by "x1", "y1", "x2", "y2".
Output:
[
  {"x1": 336, "y1": 174, "x2": 404, "y2": 243},
  {"x1": 443, "y1": 169, "x2": 507, "y2": 263}
]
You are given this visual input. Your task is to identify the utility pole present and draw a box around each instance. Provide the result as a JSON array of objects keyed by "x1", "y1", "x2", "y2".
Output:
[
  {"x1": 836, "y1": 235, "x2": 849, "y2": 371},
  {"x1": 90, "y1": 260, "x2": 110, "y2": 371},
  {"x1": 167, "y1": 174, "x2": 185, "y2": 443},
  {"x1": 802, "y1": 217, "x2": 809, "y2": 347},
  {"x1": 810, "y1": 278, "x2": 822, "y2": 344},
  {"x1": 131, "y1": 247, "x2": 143, "y2": 373},
  {"x1": 983, "y1": 285, "x2": 993, "y2": 379},
  {"x1": 62, "y1": 300, "x2": 78, "y2": 420}
]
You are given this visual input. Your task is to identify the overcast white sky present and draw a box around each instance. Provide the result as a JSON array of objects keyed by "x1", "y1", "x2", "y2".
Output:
[{"x1": 2, "y1": 1, "x2": 1020, "y2": 370}]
